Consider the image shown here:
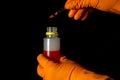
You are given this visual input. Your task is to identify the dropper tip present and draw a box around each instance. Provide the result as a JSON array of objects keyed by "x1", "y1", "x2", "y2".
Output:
[{"x1": 49, "y1": 8, "x2": 65, "y2": 19}]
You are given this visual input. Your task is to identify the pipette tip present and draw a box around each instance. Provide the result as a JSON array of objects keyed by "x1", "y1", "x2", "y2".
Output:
[{"x1": 49, "y1": 8, "x2": 65, "y2": 19}]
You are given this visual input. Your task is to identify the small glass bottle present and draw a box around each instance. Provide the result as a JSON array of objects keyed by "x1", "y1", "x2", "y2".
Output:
[{"x1": 43, "y1": 27, "x2": 61, "y2": 62}]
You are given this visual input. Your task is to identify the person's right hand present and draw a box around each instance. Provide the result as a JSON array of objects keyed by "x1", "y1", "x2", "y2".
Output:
[
  {"x1": 64, "y1": 0, "x2": 120, "y2": 20},
  {"x1": 37, "y1": 54, "x2": 112, "y2": 80}
]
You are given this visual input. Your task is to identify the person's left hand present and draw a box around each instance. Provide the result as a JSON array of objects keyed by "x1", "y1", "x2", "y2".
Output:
[{"x1": 37, "y1": 54, "x2": 111, "y2": 80}]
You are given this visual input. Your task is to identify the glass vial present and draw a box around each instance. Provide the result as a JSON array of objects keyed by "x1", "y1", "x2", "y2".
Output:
[{"x1": 43, "y1": 27, "x2": 60, "y2": 62}]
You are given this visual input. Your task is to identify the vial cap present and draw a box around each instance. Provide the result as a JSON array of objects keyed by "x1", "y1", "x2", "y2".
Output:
[{"x1": 46, "y1": 27, "x2": 58, "y2": 36}]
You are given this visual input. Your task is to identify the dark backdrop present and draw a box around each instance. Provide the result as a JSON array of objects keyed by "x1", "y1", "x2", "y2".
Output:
[{"x1": 31, "y1": 0, "x2": 120, "y2": 80}]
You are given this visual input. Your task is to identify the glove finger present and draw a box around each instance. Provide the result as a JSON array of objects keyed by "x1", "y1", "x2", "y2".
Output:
[
  {"x1": 37, "y1": 54, "x2": 57, "y2": 68},
  {"x1": 73, "y1": 9, "x2": 86, "y2": 20},
  {"x1": 68, "y1": 10, "x2": 78, "y2": 18},
  {"x1": 81, "y1": 8, "x2": 93, "y2": 21},
  {"x1": 60, "y1": 55, "x2": 75, "y2": 63},
  {"x1": 37, "y1": 64, "x2": 45, "y2": 77},
  {"x1": 60, "y1": 56, "x2": 69, "y2": 63}
]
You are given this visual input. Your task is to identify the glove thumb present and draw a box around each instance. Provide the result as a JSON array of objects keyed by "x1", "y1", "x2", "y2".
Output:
[
  {"x1": 37, "y1": 65, "x2": 45, "y2": 77},
  {"x1": 60, "y1": 56, "x2": 69, "y2": 63},
  {"x1": 37, "y1": 54, "x2": 57, "y2": 68}
]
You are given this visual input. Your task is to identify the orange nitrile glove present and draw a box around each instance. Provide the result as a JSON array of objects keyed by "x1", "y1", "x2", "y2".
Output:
[
  {"x1": 37, "y1": 54, "x2": 113, "y2": 80},
  {"x1": 64, "y1": 0, "x2": 120, "y2": 20}
]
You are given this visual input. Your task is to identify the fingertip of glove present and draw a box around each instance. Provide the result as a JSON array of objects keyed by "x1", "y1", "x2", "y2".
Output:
[
  {"x1": 106, "y1": 78, "x2": 114, "y2": 80},
  {"x1": 37, "y1": 53, "x2": 57, "y2": 68},
  {"x1": 64, "y1": 2, "x2": 70, "y2": 9},
  {"x1": 60, "y1": 56, "x2": 68, "y2": 63},
  {"x1": 37, "y1": 54, "x2": 43, "y2": 61},
  {"x1": 37, "y1": 53, "x2": 48, "y2": 65},
  {"x1": 37, "y1": 65, "x2": 44, "y2": 77}
]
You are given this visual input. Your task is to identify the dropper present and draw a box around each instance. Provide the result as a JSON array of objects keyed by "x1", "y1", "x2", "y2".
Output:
[{"x1": 49, "y1": 8, "x2": 65, "y2": 19}]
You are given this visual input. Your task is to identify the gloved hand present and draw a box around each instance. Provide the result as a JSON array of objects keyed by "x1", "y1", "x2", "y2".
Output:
[
  {"x1": 64, "y1": 0, "x2": 120, "y2": 20},
  {"x1": 37, "y1": 54, "x2": 113, "y2": 80}
]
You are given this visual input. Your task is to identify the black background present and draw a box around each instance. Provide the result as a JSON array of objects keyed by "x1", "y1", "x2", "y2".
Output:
[{"x1": 31, "y1": 0, "x2": 120, "y2": 80}]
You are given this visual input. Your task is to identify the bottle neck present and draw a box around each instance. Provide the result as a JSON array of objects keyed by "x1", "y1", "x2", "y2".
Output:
[
  {"x1": 47, "y1": 35, "x2": 57, "y2": 38},
  {"x1": 46, "y1": 27, "x2": 58, "y2": 38}
]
